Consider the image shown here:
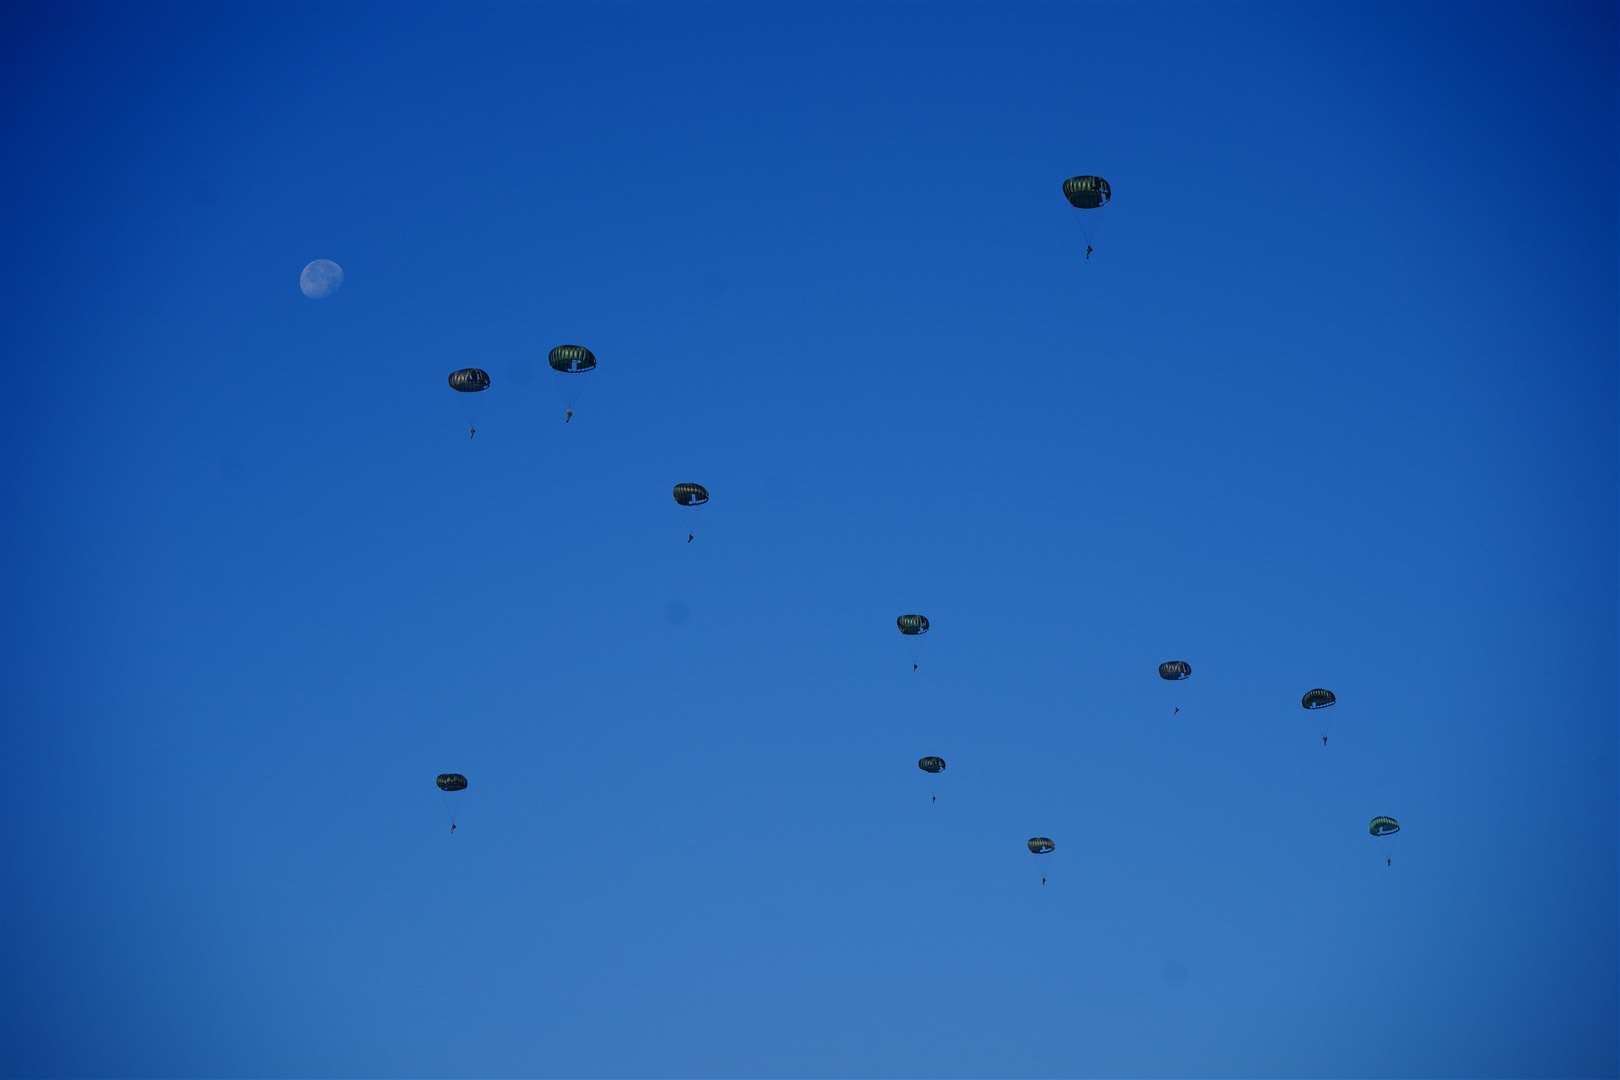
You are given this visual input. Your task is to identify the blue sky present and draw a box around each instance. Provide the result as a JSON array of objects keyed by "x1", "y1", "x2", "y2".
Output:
[{"x1": 3, "y1": 3, "x2": 1615, "y2": 1077}]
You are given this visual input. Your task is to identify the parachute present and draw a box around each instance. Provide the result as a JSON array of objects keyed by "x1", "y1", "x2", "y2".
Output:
[
  {"x1": 1062, "y1": 175, "x2": 1111, "y2": 255},
  {"x1": 1302, "y1": 688, "x2": 1337, "y2": 710},
  {"x1": 1062, "y1": 175, "x2": 1112, "y2": 210},
  {"x1": 448, "y1": 369, "x2": 491, "y2": 437},
  {"x1": 1369, "y1": 815, "x2": 1401, "y2": 865},
  {"x1": 918, "y1": 755, "x2": 947, "y2": 804},
  {"x1": 1158, "y1": 660, "x2": 1192, "y2": 681},
  {"x1": 897, "y1": 616, "x2": 930, "y2": 670},
  {"x1": 436, "y1": 772, "x2": 468, "y2": 833},
  {"x1": 673, "y1": 483, "x2": 710, "y2": 507},
  {"x1": 548, "y1": 344, "x2": 597, "y2": 374},
  {"x1": 549, "y1": 345, "x2": 596, "y2": 421},
  {"x1": 448, "y1": 369, "x2": 490, "y2": 392},
  {"x1": 673, "y1": 483, "x2": 709, "y2": 542},
  {"x1": 1028, "y1": 837, "x2": 1056, "y2": 854},
  {"x1": 897, "y1": 614, "x2": 931, "y2": 636}
]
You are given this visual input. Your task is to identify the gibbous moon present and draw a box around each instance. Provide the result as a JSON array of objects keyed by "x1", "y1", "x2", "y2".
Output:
[{"x1": 299, "y1": 259, "x2": 344, "y2": 299}]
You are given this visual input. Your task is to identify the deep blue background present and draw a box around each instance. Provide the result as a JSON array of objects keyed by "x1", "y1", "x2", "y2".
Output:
[{"x1": 4, "y1": 3, "x2": 1616, "y2": 1076}]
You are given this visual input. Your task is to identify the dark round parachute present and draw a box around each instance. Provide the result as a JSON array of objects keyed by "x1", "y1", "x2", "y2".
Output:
[
  {"x1": 436, "y1": 773, "x2": 468, "y2": 792},
  {"x1": 918, "y1": 756, "x2": 947, "y2": 774},
  {"x1": 1159, "y1": 660, "x2": 1192, "y2": 681},
  {"x1": 549, "y1": 344, "x2": 597, "y2": 374},
  {"x1": 1302, "y1": 688, "x2": 1337, "y2": 710},
  {"x1": 1028, "y1": 837, "x2": 1056, "y2": 855},
  {"x1": 1063, "y1": 175, "x2": 1112, "y2": 210},
  {"x1": 897, "y1": 614, "x2": 931, "y2": 636},
  {"x1": 448, "y1": 368, "x2": 490, "y2": 393},
  {"x1": 673, "y1": 483, "x2": 709, "y2": 507},
  {"x1": 1369, "y1": 816, "x2": 1400, "y2": 837}
]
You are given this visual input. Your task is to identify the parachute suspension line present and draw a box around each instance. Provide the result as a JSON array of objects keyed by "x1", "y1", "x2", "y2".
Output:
[
  {"x1": 897, "y1": 614, "x2": 929, "y2": 674},
  {"x1": 449, "y1": 368, "x2": 490, "y2": 442},
  {"x1": 673, "y1": 482, "x2": 708, "y2": 546},
  {"x1": 549, "y1": 344, "x2": 596, "y2": 424},
  {"x1": 1159, "y1": 661, "x2": 1191, "y2": 719},
  {"x1": 1080, "y1": 214, "x2": 1106, "y2": 255},
  {"x1": 437, "y1": 773, "x2": 468, "y2": 839},
  {"x1": 917, "y1": 756, "x2": 946, "y2": 805},
  {"x1": 1028, "y1": 836, "x2": 1055, "y2": 887},
  {"x1": 1062, "y1": 175, "x2": 1110, "y2": 259}
]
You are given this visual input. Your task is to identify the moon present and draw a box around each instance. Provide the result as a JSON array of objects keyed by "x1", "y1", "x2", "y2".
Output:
[{"x1": 299, "y1": 259, "x2": 344, "y2": 300}]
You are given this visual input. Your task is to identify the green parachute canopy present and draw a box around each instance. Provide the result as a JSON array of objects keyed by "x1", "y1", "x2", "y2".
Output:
[
  {"x1": 1302, "y1": 688, "x2": 1337, "y2": 710},
  {"x1": 448, "y1": 368, "x2": 490, "y2": 392},
  {"x1": 1369, "y1": 816, "x2": 1400, "y2": 837},
  {"x1": 436, "y1": 773, "x2": 468, "y2": 792},
  {"x1": 1028, "y1": 837, "x2": 1056, "y2": 855},
  {"x1": 673, "y1": 483, "x2": 709, "y2": 507},
  {"x1": 549, "y1": 344, "x2": 597, "y2": 374},
  {"x1": 1062, "y1": 175, "x2": 1112, "y2": 210},
  {"x1": 897, "y1": 614, "x2": 930, "y2": 636},
  {"x1": 1159, "y1": 660, "x2": 1192, "y2": 681},
  {"x1": 918, "y1": 756, "x2": 947, "y2": 774}
]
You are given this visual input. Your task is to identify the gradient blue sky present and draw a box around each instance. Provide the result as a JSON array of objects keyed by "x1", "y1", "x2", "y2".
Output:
[{"x1": 4, "y1": 3, "x2": 1616, "y2": 1077}]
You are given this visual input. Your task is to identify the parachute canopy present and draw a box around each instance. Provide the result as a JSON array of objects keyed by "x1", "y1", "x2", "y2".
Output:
[
  {"x1": 897, "y1": 614, "x2": 931, "y2": 636},
  {"x1": 449, "y1": 368, "x2": 490, "y2": 393},
  {"x1": 1369, "y1": 816, "x2": 1400, "y2": 837},
  {"x1": 1028, "y1": 837, "x2": 1056, "y2": 855},
  {"x1": 436, "y1": 773, "x2": 468, "y2": 792},
  {"x1": 918, "y1": 756, "x2": 947, "y2": 774},
  {"x1": 1159, "y1": 660, "x2": 1192, "y2": 681},
  {"x1": 549, "y1": 344, "x2": 597, "y2": 374},
  {"x1": 1063, "y1": 175, "x2": 1112, "y2": 210},
  {"x1": 1302, "y1": 688, "x2": 1337, "y2": 710},
  {"x1": 673, "y1": 483, "x2": 709, "y2": 507}
]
